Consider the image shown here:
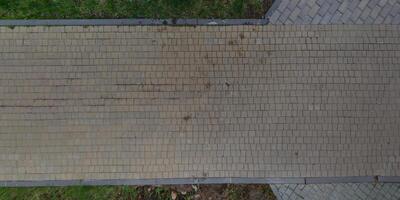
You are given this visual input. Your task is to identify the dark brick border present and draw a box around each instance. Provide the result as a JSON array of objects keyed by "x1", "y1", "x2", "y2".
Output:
[
  {"x1": 0, "y1": 19, "x2": 268, "y2": 26},
  {"x1": 1, "y1": 176, "x2": 399, "y2": 187}
]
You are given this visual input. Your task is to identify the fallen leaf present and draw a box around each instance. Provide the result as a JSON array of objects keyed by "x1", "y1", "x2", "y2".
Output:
[{"x1": 171, "y1": 191, "x2": 177, "y2": 200}]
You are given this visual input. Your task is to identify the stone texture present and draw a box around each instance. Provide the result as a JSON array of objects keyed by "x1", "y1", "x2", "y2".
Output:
[
  {"x1": 267, "y1": 0, "x2": 400, "y2": 24},
  {"x1": 0, "y1": 25, "x2": 399, "y2": 181},
  {"x1": 272, "y1": 183, "x2": 400, "y2": 200}
]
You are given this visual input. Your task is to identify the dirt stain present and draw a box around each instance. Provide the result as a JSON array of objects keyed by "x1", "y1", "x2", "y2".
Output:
[
  {"x1": 239, "y1": 33, "x2": 245, "y2": 40},
  {"x1": 183, "y1": 114, "x2": 192, "y2": 121}
]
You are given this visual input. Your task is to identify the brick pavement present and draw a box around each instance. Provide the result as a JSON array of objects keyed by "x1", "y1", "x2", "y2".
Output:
[
  {"x1": 267, "y1": 0, "x2": 400, "y2": 24},
  {"x1": 272, "y1": 183, "x2": 400, "y2": 200},
  {"x1": 0, "y1": 25, "x2": 399, "y2": 182}
]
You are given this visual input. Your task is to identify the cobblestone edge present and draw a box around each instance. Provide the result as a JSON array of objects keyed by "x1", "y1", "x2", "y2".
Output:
[
  {"x1": 0, "y1": 19, "x2": 268, "y2": 26},
  {"x1": 1, "y1": 177, "x2": 399, "y2": 187}
]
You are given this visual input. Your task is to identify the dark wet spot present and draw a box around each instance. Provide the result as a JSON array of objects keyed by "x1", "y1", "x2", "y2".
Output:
[
  {"x1": 183, "y1": 115, "x2": 192, "y2": 121},
  {"x1": 205, "y1": 82, "x2": 211, "y2": 89},
  {"x1": 239, "y1": 33, "x2": 245, "y2": 39},
  {"x1": 225, "y1": 81, "x2": 230, "y2": 87}
]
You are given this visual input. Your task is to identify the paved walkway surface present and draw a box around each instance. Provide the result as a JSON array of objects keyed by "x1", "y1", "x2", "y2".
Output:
[
  {"x1": 267, "y1": 0, "x2": 400, "y2": 24},
  {"x1": 272, "y1": 183, "x2": 400, "y2": 200},
  {"x1": 0, "y1": 25, "x2": 399, "y2": 182}
]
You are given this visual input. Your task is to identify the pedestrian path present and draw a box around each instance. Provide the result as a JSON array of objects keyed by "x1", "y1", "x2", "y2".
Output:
[{"x1": 0, "y1": 25, "x2": 399, "y2": 185}]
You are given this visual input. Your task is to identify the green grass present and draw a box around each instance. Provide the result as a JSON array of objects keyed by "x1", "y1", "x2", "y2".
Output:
[
  {"x1": 0, "y1": 186, "x2": 177, "y2": 200},
  {"x1": 0, "y1": 186, "x2": 140, "y2": 200},
  {"x1": 0, "y1": 185, "x2": 276, "y2": 200},
  {"x1": 0, "y1": 186, "x2": 179, "y2": 200},
  {"x1": 0, "y1": 0, "x2": 272, "y2": 19}
]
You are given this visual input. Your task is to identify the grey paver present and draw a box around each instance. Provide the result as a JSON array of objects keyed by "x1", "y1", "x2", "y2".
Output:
[
  {"x1": 350, "y1": 8, "x2": 363, "y2": 21},
  {"x1": 272, "y1": 183, "x2": 400, "y2": 200},
  {"x1": 358, "y1": 0, "x2": 369, "y2": 9},
  {"x1": 384, "y1": 15, "x2": 393, "y2": 23},
  {"x1": 269, "y1": 11, "x2": 281, "y2": 22},
  {"x1": 370, "y1": 6, "x2": 382, "y2": 19},
  {"x1": 311, "y1": 15, "x2": 323, "y2": 24},
  {"x1": 289, "y1": 7, "x2": 302, "y2": 21},
  {"x1": 318, "y1": 3, "x2": 331, "y2": 16},
  {"x1": 287, "y1": 0, "x2": 300, "y2": 10},
  {"x1": 330, "y1": 12, "x2": 342, "y2": 23},
  {"x1": 379, "y1": 0, "x2": 388, "y2": 6},
  {"x1": 367, "y1": 0, "x2": 379, "y2": 8},
  {"x1": 338, "y1": 1, "x2": 349, "y2": 13},
  {"x1": 380, "y1": 3, "x2": 393, "y2": 17},
  {"x1": 360, "y1": 7, "x2": 372, "y2": 20},
  {"x1": 321, "y1": 12, "x2": 333, "y2": 23},
  {"x1": 328, "y1": 1, "x2": 341, "y2": 14},
  {"x1": 309, "y1": 4, "x2": 320, "y2": 16},
  {"x1": 268, "y1": 0, "x2": 400, "y2": 24},
  {"x1": 375, "y1": 16, "x2": 385, "y2": 23}
]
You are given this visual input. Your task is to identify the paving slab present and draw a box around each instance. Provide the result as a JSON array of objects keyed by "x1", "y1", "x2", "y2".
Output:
[
  {"x1": 272, "y1": 183, "x2": 400, "y2": 200},
  {"x1": 267, "y1": 0, "x2": 400, "y2": 24},
  {"x1": 0, "y1": 25, "x2": 399, "y2": 184}
]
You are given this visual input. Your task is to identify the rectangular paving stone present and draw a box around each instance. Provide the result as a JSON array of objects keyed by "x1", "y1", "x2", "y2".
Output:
[
  {"x1": 330, "y1": 12, "x2": 343, "y2": 23},
  {"x1": 311, "y1": 15, "x2": 323, "y2": 24},
  {"x1": 0, "y1": 25, "x2": 399, "y2": 183},
  {"x1": 328, "y1": 1, "x2": 341, "y2": 14},
  {"x1": 359, "y1": 0, "x2": 370, "y2": 9},
  {"x1": 289, "y1": 7, "x2": 302, "y2": 21},
  {"x1": 338, "y1": 1, "x2": 350, "y2": 13},
  {"x1": 379, "y1": 0, "x2": 388, "y2": 6},
  {"x1": 361, "y1": 7, "x2": 372, "y2": 20},
  {"x1": 287, "y1": 0, "x2": 300, "y2": 10},
  {"x1": 381, "y1": 3, "x2": 393, "y2": 17},
  {"x1": 309, "y1": 4, "x2": 320, "y2": 16},
  {"x1": 370, "y1": 6, "x2": 382, "y2": 19},
  {"x1": 321, "y1": 13, "x2": 334, "y2": 23},
  {"x1": 351, "y1": 8, "x2": 363, "y2": 21}
]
